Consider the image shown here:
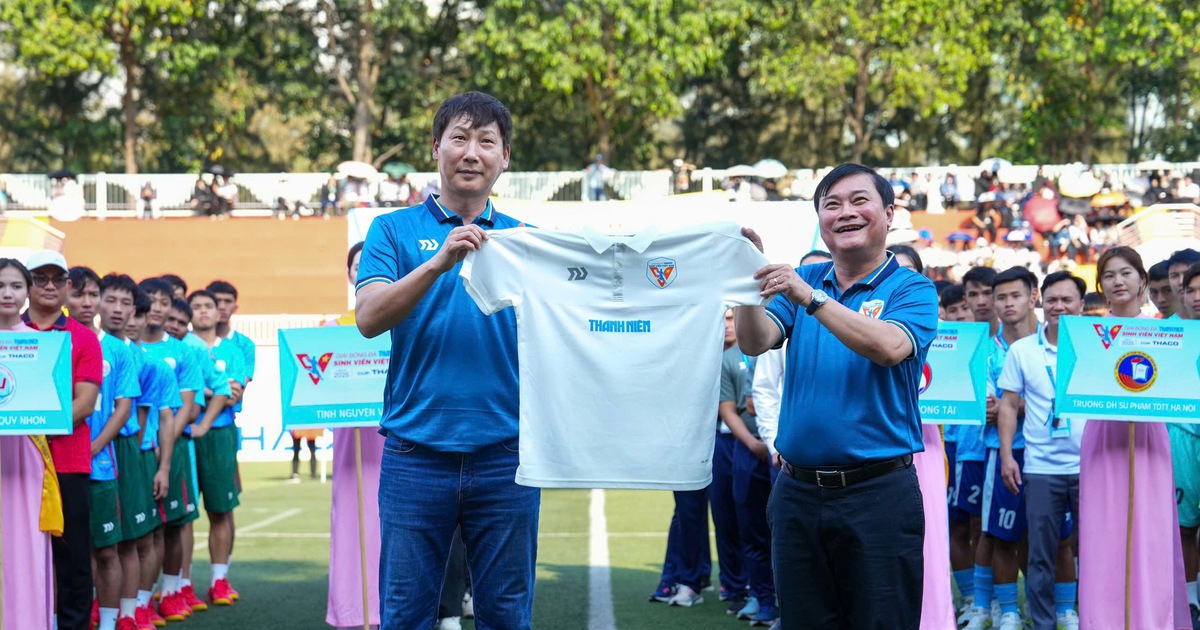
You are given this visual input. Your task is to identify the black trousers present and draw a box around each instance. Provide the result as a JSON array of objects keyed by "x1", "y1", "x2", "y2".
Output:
[
  {"x1": 53, "y1": 472, "x2": 94, "y2": 630},
  {"x1": 769, "y1": 464, "x2": 924, "y2": 630}
]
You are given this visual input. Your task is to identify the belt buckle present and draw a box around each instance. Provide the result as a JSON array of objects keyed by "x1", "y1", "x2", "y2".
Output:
[{"x1": 815, "y1": 469, "x2": 847, "y2": 489}]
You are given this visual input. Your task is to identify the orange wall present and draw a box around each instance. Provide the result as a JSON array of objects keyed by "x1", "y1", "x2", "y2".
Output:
[{"x1": 51, "y1": 218, "x2": 349, "y2": 314}]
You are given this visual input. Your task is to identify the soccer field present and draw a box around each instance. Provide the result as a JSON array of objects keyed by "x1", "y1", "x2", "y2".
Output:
[{"x1": 184, "y1": 462, "x2": 746, "y2": 629}]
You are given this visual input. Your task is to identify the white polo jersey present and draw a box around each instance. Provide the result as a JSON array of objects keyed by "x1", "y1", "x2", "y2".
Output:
[
  {"x1": 460, "y1": 222, "x2": 770, "y2": 490},
  {"x1": 996, "y1": 325, "x2": 1084, "y2": 475}
]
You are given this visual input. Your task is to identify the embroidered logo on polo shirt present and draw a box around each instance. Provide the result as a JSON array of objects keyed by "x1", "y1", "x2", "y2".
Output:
[
  {"x1": 646, "y1": 258, "x2": 677, "y2": 289},
  {"x1": 418, "y1": 239, "x2": 440, "y2": 251},
  {"x1": 860, "y1": 299, "x2": 885, "y2": 318}
]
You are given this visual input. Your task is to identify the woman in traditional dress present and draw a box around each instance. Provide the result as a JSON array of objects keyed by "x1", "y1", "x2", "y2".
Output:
[
  {"x1": 1079, "y1": 246, "x2": 1189, "y2": 629},
  {"x1": 0, "y1": 257, "x2": 59, "y2": 629}
]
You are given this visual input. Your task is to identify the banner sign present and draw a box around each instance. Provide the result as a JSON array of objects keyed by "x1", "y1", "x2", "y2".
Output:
[
  {"x1": 918, "y1": 322, "x2": 989, "y2": 425},
  {"x1": 1057, "y1": 316, "x2": 1200, "y2": 422},
  {"x1": 0, "y1": 332, "x2": 73, "y2": 435},
  {"x1": 278, "y1": 326, "x2": 389, "y2": 429}
]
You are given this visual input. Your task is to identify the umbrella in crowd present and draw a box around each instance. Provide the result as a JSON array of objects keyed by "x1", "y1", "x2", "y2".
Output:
[
  {"x1": 1135, "y1": 158, "x2": 1173, "y2": 172},
  {"x1": 1058, "y1": 172, "x2": 1103, "y2": 198},
  {"x1": 1090, "y1": 191, "x2": 1128, "y2": 208},
  {"x1": 1058, "y1": 197, "x2": 1092, "y2": 216},
  {"x1": 203, "y1": 164, "x2": 231, "y2": 177},
  {"x1": 752, "y1": 159, "x2": 789, "y2": 179},
  {"x1": 336, "y1": 160, "x2": 379, "y2": 180},
  {"x1": 725, "y1": 164, "x2": 758, "y2": 178},
  {"x1": 47, "y1": 169, "x2": 78, "y2": 180},
  {"x1": 997, "y1": 165, "x2": 1038, "y2": 185},
  {"x1": 979, "y1": 157, "x2": 1012, "y2": 173}
]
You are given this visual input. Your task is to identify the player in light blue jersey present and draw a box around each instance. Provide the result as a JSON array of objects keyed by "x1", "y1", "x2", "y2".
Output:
[
  {"x1": 68, "y1": 266, "x2": 143, "y2": 630},
  {"x1": 187, "y1": 289, "x2": 245, "y2": 606}
]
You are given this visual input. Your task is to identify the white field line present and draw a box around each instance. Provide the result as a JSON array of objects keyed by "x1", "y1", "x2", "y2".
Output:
[
  {"x1": 193, "y1": 507, "x2": 302, "y2": 551},
  {"x1": 588, "y1": 489, "x2": 616, "y2": 630}
]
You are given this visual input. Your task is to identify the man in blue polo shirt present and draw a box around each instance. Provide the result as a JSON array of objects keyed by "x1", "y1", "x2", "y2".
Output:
[
  {"x1": 355, "y1": 91, "x2": 536, "y2": 629},
  {"x1": 735, "y1": 163, "x2": 938, "y2": 629}
]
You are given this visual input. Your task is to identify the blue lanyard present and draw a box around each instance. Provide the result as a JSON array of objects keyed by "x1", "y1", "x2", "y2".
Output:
[{"x1": 1036, "y1": 325, "x2": 1055, "y2": 388}]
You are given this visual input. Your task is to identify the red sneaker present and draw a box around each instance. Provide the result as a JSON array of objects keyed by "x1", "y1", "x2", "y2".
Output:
[
  {"x1": 228, "y1": 581, "x2": 239, "y2": 601},
  {"x1": 156, "y1": 594, "x2": 188, "y2": 622},
  {"x1": 116, "y1": 615, "x2": 139, "y2": 630},
  {"x1": 92, "y1": 600, "x2": 100, "y2": 629},
  {"x1": 134, "y1": 606, "x2": 156, "y2": 630},
  {"x1": 179, "y1": 584, "x2": 208, "y2": 612},
  {"x1": 208, "y1": 578, "x2": 235, "y2": 606},
  {"x1": 144, "y1": 603, "x2": 167, "y2": 627}
]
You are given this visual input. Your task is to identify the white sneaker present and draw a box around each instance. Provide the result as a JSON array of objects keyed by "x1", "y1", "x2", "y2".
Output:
[
  {"x1": 437, "y1": 617, "x2": 462, "y2": 630},
  {"x1": 991, "y1": 600, "x2": 1002, "y2": 628},
  {"x1": 667, "y1": 584, "x2": 704, "y2": 607},
  {"x1": 997, "y1": 612, "x2": 1022, "y2": 630},
  {"x1": 1056, "y1": 610, "x2": 1079, "y2": 630},
  {"x1": 963, "y1": 607, "x2": 992, "y2": 630},
  {"x1": 461, "y1": 592, "x2": 473, "y2": 619},
  {"x1": 956, "y1": 595, "x2": 976, "y2": 626}
]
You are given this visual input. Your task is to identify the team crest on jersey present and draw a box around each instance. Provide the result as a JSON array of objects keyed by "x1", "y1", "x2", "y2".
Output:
[
  {"x1": 215, "y1": 359, "x2": 227, "y2": 374},
  {"x1": 918, "y1": 362, "x2": 932, "y2": 395},
  {"x1": 164, "y1": 357, "x2": 177, "y2": 369},
  {"x1": 860, "y1": 299, "x2": 885, "y2": 318},
  {"x1": 646, "y1": 258, "x2": 677, "y2": 289},
  {"x1": 1094, "y1": 323, "x2": 1123, "y2": 349},
  {"x1": 102, "y1": 360, "x2": 111, "y2": 378},
  {"x1": 1114, "y1": 351, "x2": 1156, "y2": 392},
  {"x1": 297, "y1": 352, "x2": 334, "y2": 385}
]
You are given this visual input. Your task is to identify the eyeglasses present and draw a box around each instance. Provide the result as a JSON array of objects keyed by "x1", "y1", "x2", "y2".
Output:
[{"x1": 31, "y1": 274, "x2": 68, "y2": 288}]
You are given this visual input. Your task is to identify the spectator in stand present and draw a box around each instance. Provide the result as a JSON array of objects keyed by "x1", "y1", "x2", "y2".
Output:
[
  {"x1": 0, "y1": 177, "x2": 9, "y2": 215},
  {"x1": 275, "y1": 178, "x2": 308, "y2": 220},
  {"x1": 910, "y1": 172, "x2": 927, "y2": 211},
  {"x1": 971, "y1": 200, "x2": 1000, "y2": 244},
  {"x1": 941, "y1": 173, "x2": 960, "y2": 208},
  {"x1": 140, "y1": 181, "x2": 157, "y2": 220},
  {"x1": 585, "y1": 153, "x2": 614, "y2": 201},
  {"x1": 320, "y1": 176, "x2": 339, "y2": 219},
  {"x1": 378, "y1": 174, "x2": 403, "y2": 207},
  {"x1": 1176, "y1": 176, "x2": 1199, "y2": 203},
  {"x1": 888, "y1": 172, "x2": 910, "y2": 198},
  {"x1": 215, "y1": 175, "x2": 238, "y2": 219}
]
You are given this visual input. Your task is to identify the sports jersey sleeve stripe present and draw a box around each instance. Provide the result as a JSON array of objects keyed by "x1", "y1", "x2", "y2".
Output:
[
  {"x1": 764, "y1": 309, "x2": 787, "y2": 348},
  {"x1": 883, "y1": 319, "x2": 918, "y2": 361},
  {"x1": 356, "y1": 214, "x2": 401, "y2": 290}
]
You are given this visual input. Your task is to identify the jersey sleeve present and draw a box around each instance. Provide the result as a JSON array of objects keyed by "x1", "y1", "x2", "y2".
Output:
[
  {"x1": 710, "y1": 229, "x2": 771, "y2": 309},
  {"x1": 356, "y1": 216, "x2": 400, "y2": 291},
  {"x1": 238, "y1": 334, "x2": 256, "y2": 380},
  {"x1": 157, "y1": 361, "x2": 183, "y2": 411},
  {"x1": 764, "y1": 290, "x2": 799, "y2": 343},
  {"x1": 73, "y1": 327, "x2": 104, "y2": 387},
  {"x1": 880, "y1": 275, "x2": 939, "y2": 362},
  {"x1": 996, "y1": 344, "x2": 1026, "y2": 397},
  {"x1": 460, "y1": 228, "x2": 525, "y2": 315},
  {"x1": 134, "y1": 352, "x2": 157, "y2": 408},
  {"x1": 719, "y1": 355, "x2": 738, "y2": 403}
]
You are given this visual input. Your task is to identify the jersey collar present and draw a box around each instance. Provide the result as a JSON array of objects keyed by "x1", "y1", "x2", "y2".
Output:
[
  {"x1": 577, "y1": 226, "x2": 660, "y2": 254},
  {"x1": 425, "y1": 194, "x2": 495, "y2": 226},
  {"x1": 21, "y1": 311, "x2": 70, "y2": 331},
  {"x1": 818, "y1": 253, "x2": 899, "y2": 295}
]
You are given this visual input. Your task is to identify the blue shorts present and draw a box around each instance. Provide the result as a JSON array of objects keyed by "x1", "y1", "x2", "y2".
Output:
[
  {"x1": 983, "y1": 448, "x2": 1026, "y2": 542},
  {"x1": 950, "y1": 459, "x2": 985, "y2": 520}
]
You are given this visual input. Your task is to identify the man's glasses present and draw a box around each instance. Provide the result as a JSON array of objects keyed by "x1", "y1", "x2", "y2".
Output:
[{"x1": 31, "y1": 274, "x2": 68, "y2": 288}]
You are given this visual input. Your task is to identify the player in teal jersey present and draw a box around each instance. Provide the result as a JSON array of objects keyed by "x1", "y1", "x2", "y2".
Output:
[
  {"x1": 187, "y1": 289, "x2": 245, "y2": 605},
  {"x1": 137, "y1": 278, "x2": 221, "y2": 618},
  {"x1": 68, "y1": 266, "x2": 143, "y2": 630},
  {"x1": 1169, "y1": 261, "x2": 1200, "y2": 621}
]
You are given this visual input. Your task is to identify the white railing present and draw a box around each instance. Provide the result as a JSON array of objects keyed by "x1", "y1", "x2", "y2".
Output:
[
  {"x1": 3, "y1": 162, "x2": 1198, "y2": 219},
  {"x1": 1117, "y1": 203, "x2": 1200, "y2": 249},
  {"x1": 229, "y1": 313, "x2": 341, "y2": 346}
]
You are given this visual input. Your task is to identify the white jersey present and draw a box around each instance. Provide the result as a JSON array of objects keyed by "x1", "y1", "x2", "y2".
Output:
[
  {"x1": 461, "y1": 222, "x2": 770, "y2": 490},
  {"x1": 997, "y1": 326, "x2": 1084, "y2": 475}
]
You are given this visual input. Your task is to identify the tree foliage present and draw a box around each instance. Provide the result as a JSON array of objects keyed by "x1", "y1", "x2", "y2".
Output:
[{"x1": 1, "y1": 0, "x2": 1198, "y2": 173}]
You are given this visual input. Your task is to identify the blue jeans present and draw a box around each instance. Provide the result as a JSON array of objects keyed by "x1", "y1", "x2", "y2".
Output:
[
  {"x1": 378, "y1": 434, "x2": 540, "y2": 629},
  {"x1": 710, "y1": 433, "x2": 746, "y2": 594}
]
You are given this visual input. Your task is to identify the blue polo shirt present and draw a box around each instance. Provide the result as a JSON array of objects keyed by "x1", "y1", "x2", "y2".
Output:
[
  {"x1": 356, "y1": 195, "x2": 522, "y2": 451},
  {"x1": 766, "y1": 254, "x2": 938, "y2": 467}
]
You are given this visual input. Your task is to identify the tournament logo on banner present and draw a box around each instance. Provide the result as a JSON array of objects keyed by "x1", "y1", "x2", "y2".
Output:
[
  {"x1": 1057, "y1": 316, "x2": 1200, "y2": 422},
  {"x1": 0, "y1": 332, "x2": 73, "y2": 435},
  {"x1": 278, "y1": 326, "x2": 390, "y2": 429},
  {"x1": 917, "y1": 322, "x2": 989, "y2": 425}
]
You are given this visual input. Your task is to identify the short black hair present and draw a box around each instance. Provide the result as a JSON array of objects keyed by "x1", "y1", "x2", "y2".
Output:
[
  {"x1": 138, "y1": 277, "x2": 175, "y2": 300},
  {"x1": 991, "y1": 266, "x2": 1038, "y2": 293},
  {"x1": 100, "y1": 273, "x2": 140, "y2": 299},
  {"x1": 1148, "y1": 260, "x2": 1171, "y2": 282},
  {"x1": 932, "y1": 279, "x2": 952, "y2": 295},
  {"x1": 159, "y1": 274, "x2": 187, "y2": 295},
  {"x1": 187, "y1": 289, "x2": 217, "y2": 308},
  {"x1": 170, "y1": 297, "x2": 192, "y2": 319},
  {"x1": 939, "y1": 283, "x2": 967, "y2": 308},
  {"x1": 1041, "y1": 271, "x2": 1087, "y2": 300},
  {"x1": 962, "y1": 266, "x2": 998, "y2": 288},
  {"x1": 813, "y1": 163, "x2": 894, "y2": 210},
  {"x1": 1083, "y1": 292, "x2": 1107, "y2": 312},
  {"x1": 1184, "y1": 262, "x2": 1200, "y2": 293},
  {"x1": 348, "y1": 241, "x2": 364, "y2": 273},
  {"x1": 67, "y1": 266, "x2": 101, "y2": 290},
  {"x1": 888, "y1": 244, "x2": 924, "y2": 274},
  {"x1": 133, "y1": 288, "x2": 151, "y2": 316},
  {"x1": 206, "y1": 280, "x2": 237, "y2": 300},
  {"x1": 1168, "y1": 248, "x2": 1200, "y2": 269},
  {"x1": 432, "y1": 91, "x2": 512, "y2": 149}
]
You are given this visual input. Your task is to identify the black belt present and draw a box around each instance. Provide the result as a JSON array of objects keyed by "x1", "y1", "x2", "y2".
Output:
[{"x1": 782, "y1": 454, "x2": 913, "y2": 489}]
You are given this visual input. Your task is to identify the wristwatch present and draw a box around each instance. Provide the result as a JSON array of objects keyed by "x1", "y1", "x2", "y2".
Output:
[{"x1": 805, "y1": 289, "x2": 830, "y2": 316}]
